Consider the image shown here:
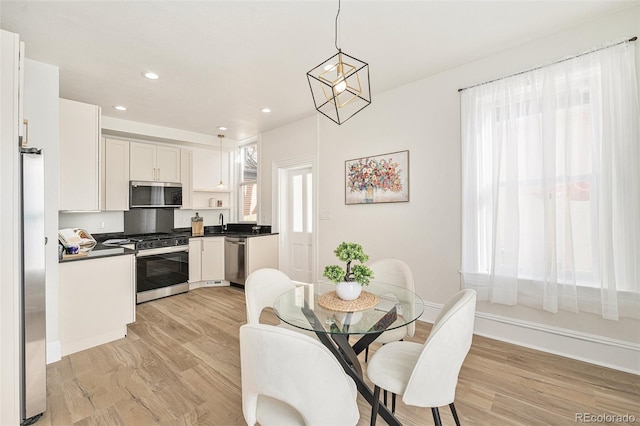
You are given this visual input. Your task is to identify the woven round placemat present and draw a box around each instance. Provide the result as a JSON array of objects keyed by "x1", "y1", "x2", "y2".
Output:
[{"x1": 317, "y1": 290, "x2": 379, "y2": 312}]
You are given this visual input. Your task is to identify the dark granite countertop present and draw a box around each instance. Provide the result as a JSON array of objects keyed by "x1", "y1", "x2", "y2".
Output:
[
  {"x1": 175, "y1": 224, "x2": 278, "y2": 238},
  {"x1": 189, "y1": 231, "x2": 279, "y2": 238},
  {"x1": 59, "y1": 244, "x2": 136, "y2": 263}
]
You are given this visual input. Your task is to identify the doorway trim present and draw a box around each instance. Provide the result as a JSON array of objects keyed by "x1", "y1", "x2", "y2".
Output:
[{"x1": 272, "y1": 154, "x2": 318, "y2": 283}]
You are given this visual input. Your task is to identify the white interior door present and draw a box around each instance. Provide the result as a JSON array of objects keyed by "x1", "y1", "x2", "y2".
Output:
[{"x1": 283, "y1": 166, "x2": 313, "y2": 283}]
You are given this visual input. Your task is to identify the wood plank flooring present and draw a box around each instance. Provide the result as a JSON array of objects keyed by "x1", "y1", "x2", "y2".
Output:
[{"x1": 37, "y1": 286, "x2": 639, "y2": 425}]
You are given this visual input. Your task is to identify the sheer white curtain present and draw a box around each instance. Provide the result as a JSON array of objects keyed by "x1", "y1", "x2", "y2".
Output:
[{"x1": 461, "y1": 40, "x2": 639, "y2": 320}]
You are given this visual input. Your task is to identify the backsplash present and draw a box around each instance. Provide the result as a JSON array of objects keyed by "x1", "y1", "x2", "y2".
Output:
[
  {"x1": 58, "y1": 211, "x2": 123, "y2": 234},
  {"x1": 60, "y1": 209, "x2": 233, "y2": 234},
  {"x1": 174, "y1": 209, "x2": 229, "y2": 228}
]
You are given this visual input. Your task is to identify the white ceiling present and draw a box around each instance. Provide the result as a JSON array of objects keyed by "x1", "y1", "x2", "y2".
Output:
[{"x1": 1, "y1": 1, "x2": 637, "y2": 141}]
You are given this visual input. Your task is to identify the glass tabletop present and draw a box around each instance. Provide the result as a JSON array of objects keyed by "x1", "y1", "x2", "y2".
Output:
[{"x1": 273, "y1": 280, "x2": 424, "y2": 335}]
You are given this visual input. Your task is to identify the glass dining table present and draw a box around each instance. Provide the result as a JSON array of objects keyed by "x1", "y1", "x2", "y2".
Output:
[{"x1": 273, "y1": 280, "x2": 424, "y2": 426}]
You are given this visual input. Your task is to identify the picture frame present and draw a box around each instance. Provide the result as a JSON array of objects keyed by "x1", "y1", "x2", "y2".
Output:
[{"x1": 345, "y1": 150, "x2": 409, "y2": 205}]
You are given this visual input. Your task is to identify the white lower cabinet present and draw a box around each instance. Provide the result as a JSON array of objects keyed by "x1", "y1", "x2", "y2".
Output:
[
  {"x1": 189, "y1": 236, "x2": 225, "y2": 284},
  {"x1": 246, "y1": 234, "x2": 279, "y2": 275},
  {"x1": 59, "y1": 255, "x2": 135, "y2": 356},
  {"x1": 202, "y1": 237, "x2": 225, "y2": 281},
  {"x1": 189, "y1": 238, "x2": 202, "y2": 283}
]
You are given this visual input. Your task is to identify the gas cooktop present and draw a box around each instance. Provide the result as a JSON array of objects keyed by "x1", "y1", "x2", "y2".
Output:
[{"x1": 127, "y1": 233, "x2": 190, "y2": 250}]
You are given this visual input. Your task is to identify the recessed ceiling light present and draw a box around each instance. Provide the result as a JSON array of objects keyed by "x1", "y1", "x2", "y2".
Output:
[
  {"x1": 217, "y1": 126, "x2": 228, "y2": 131},
  {"x1": 142, "y1": 71, "x2": 160, "y2": 80},
  {"x1": 261, "y1": 108, "x2": 271, "y2": 113},
  {"x1": 113, "y1": 105, "x2": 127, "y2": 111}
]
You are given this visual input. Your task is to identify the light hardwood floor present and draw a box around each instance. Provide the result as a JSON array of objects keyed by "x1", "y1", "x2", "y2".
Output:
[{"x1": 37, "y1": 286, "x2": 639, "y2": 425}]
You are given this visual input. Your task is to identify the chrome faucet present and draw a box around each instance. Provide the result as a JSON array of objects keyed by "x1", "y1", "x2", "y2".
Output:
[{"x1": 219, "y1": 212, "x2": 225, "y2": 230}]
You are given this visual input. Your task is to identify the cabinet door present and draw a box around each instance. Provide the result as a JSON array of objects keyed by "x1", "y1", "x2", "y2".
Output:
[
  {"x1": 129, "y1": 142, "x2": 156, "y2": 181},
  {"x1": 246, "y1": 235, "x2": 279, "y2": 276},
  {"x1": 156, "y1": 145, "x2": 181, "y2": 183},
  {"x1": 103, "y1": 138, "x2": 130, "y2": 211},
  {"x1": 201, "y1": 237, "x2": 225, "y2": 281},
  {"x1": 60, "y1": 255, "x2": 135, "y2": 356},
  {"x1": 59, "y1": 98, "x2": 101, "y2": 211},
  {"x1": 189, "y1": 238, "x2": 202, "y2": 283},
  {"x1": 180, "y1": 149, "x2": 193, "y2": 209}
]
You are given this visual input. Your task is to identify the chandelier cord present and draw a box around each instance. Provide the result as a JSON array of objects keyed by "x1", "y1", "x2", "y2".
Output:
[{"x1": 334, "y1": 0, "x2": 341, "y2": 51}]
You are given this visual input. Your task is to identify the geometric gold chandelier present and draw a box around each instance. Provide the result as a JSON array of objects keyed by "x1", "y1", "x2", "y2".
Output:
[{"x1": 307, "y1": 0, "x2": 371, "y2": 125}]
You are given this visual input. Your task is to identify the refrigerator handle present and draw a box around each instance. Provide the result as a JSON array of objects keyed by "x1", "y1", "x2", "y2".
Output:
[{"x1": 44, "y1": 237, "x2": 48, "y2": 245}]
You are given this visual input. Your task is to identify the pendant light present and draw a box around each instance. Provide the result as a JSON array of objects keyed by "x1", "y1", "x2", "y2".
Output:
[
  {"x1": 217, "y1": 134, "x2": 225, "y2": 189},
  {"x1": 307, "y1": 0, "x2": 371, "y2": 125}
]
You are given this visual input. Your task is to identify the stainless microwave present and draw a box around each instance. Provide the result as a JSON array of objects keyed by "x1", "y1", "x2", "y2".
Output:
[{"x1": 130, "y1": 181, "x2": 182, "y2": 208}]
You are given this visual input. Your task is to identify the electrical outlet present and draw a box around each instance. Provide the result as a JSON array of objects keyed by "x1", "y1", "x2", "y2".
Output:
[{"x1": 99, "y1": 221, "x2": 105, "y2": 229}]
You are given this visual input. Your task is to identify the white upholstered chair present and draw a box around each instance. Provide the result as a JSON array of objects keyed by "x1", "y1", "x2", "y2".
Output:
[
  {"x1": 245, "y1": 268, "x2": 318, "y2": 340},
  {"x1": 244, "y1": 268, "x2": 296, "y2": 325},
  {"x1": 366, "y1": 259, "x2": 416, "y2": 356},
  {"x1": 240, "y1": 323, "x2": 360, "y2": 426},
  {"x1": 364, "y1": 259, "x2": 416, "y2": 411},
  {"x1": 367, "y1": 289, "x2": 477, "y2": 426}
]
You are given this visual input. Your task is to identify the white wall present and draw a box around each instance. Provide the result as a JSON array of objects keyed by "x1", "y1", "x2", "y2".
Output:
[
  {"x1": 24, "y1": 59, "x2": 60, "y2": 361},
  {"x1": 259, "y1": 115, "x2": 318, "y2": 226},
  {"x1": 260, "y1": 6, "x2": 640, "y2": 367},
  {"x1": 174, "y1": 209, "x2": 229, "y2": 228},
  {"x1": 59, "y1": 211, "x2": 123, "y2": 234}
]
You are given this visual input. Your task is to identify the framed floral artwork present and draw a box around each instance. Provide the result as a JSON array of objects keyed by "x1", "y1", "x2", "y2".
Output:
[{"x1": 345, "y1": 150, "x2": 409, "y2": 205}]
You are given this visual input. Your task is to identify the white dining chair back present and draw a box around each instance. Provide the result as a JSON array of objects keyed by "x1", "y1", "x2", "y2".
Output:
[
  {"x1": 245, "y1": 268, "x2": 296, "y2": 324},
  {"x1": 403, "y1": 289, "x2": 476, "y2": 408},
  {"x1": 240, "y1": 323, "x2": 360, "y2": 426},
  {"x1": 367, "y1": 289, "x2": 477, "y2": 426},
  {"x1": 368, "y1": 258, "x2": 416, "y2": 339}
]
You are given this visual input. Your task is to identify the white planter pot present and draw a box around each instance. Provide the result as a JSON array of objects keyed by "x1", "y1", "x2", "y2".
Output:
[{"x1": 335, "y1": 281, "x2": 362, "y2": 301}]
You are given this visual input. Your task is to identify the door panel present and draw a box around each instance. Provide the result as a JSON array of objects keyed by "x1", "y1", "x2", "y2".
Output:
[{"x1": 287, "y1": 168, "x2": 312, "y2": 283}]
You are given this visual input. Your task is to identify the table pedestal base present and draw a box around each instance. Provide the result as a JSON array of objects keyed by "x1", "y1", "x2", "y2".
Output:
[{"x1": 302, "y1": 306, "x2": 402, "y2": 426}]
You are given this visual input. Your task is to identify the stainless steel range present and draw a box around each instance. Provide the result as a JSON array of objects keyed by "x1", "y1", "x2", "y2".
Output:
[
  {"x1": 133, "y1": 233, "x2": 190, "y2": 304},
  {"x1": 124, "y1": 209, "x2": 190, "y2": 304}
]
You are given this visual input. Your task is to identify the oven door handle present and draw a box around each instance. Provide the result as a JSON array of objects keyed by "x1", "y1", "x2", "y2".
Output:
[{"x1": 136, "y1": 245, "x2": 189, "y2": 257}]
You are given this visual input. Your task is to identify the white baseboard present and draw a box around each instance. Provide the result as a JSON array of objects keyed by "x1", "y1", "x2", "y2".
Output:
[
  {"x1": 61, "y1": 327, "x2": 128, "y2": 358},
  {"x1": 47, "y1": 340, "x2": 61, "y2": 364},
  {"x1": 419, "y1": 301, "x2": 640, "y2": 375},
  {"x1": 189, "y1": 280, "x2": 229, "y2": 290}
]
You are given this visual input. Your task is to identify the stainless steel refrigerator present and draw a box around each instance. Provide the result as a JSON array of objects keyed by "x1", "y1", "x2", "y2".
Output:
[{"x1": 20, "y1": 147, "x2": 47, "y2": 425}]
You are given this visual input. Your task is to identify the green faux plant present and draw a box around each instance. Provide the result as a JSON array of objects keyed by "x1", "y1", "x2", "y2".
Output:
[{"x1": 323, "y1": 242, "x2": 374, "y2": 286}]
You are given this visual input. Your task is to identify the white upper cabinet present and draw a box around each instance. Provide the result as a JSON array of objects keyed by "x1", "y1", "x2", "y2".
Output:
[
  {"x1": 192, "y1": 148, "x2": 229, "y2": 190},
  {"x1": 156, "y1": 145, "x2": 181, "y2": 182},
  {"x1": 59, "y1": 98, "x2": 101, "y2": 211},
  {"x1": 129, "y1": 142, "x2": 155, "y2": 181},
  {"x1": 180, "y1": 149, "x2": 193, "y2": 209},
  {"x1": 130, "y1": 141, "x2": 180, "y2": 182},
  {"x1": 190, "y1": 147, "x2": 232, "y2": 210},
  {"x1": 101, "y1": 138, "x2": 129, "y2": 211}
]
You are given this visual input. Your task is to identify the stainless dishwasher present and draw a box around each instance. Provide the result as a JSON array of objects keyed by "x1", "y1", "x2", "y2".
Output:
[{"x1": 225, "y1": 236, "x2": 247, "y2": 286}]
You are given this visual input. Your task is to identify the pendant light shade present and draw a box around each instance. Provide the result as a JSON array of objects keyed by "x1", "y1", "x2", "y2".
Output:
[
  {"x1": 307, "y1": 50, "x2": 371, "y2": 125},
  {"x1": 306, "y1": 0, "x2": 371, "y2": 125}
]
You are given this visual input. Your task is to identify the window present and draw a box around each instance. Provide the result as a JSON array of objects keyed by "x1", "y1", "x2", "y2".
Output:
[
  {"x1": 290, "y1": 169, "x2": 312, "y2": 233},
  {"x1": 461, "y1": 41, "x2": 639, "y2": 320},
  {"x1": 238, "y1": 141, "x2": 258, "y2": 222}
]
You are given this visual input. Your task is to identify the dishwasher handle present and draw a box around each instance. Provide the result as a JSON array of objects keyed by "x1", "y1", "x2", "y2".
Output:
[{"x1": 225, "y1": 237, "x2": 246, "y2": 245}]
